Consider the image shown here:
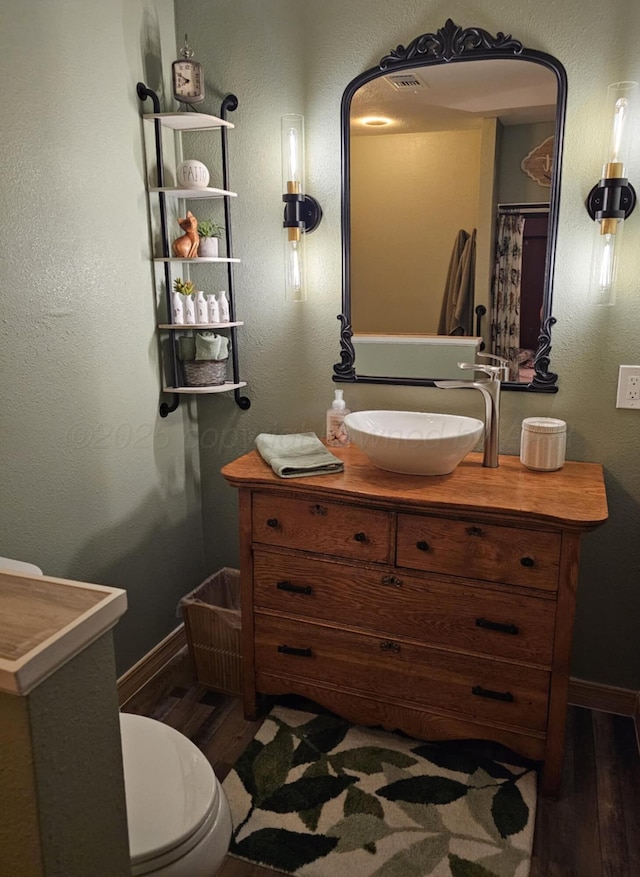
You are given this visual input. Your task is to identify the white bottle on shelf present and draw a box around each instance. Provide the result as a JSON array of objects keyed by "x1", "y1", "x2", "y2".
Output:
[
  {"x1": 207, "y1": 294, "x2": 220, "y2": 323},
  {"x1": 172, "y1": 293, "x2": 184, "y2": 325},
  {"x1": 184, "y1": 295, "x2": 196, "y2": 325},
  {"x1": 218, "y1": 290, "x2": 230, "y2": 323},
  {"x1": 195, "y1": 291, "x2": 208, "y2": 323}
]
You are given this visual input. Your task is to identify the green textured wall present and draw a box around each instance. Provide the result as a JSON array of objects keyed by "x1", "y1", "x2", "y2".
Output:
[
  {"x1": 177, "y1": 0, "x2": 640, "y2": 689},
  {"x1": 0, "y1": 0, "x2": 205, "y2": 674},
  {"x1": 1, "y1": 0, "x2": 638, "y2": 689}
]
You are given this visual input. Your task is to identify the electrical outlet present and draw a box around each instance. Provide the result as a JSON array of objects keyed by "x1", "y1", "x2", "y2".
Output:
[{"x1": 616, "y1": 365, "x2": 640, "y2": 409}]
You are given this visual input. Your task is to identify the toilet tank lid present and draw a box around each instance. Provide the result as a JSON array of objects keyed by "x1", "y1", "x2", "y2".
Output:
[{"x1": 120, "y1": 712, "x2": 218, "y2": 862}]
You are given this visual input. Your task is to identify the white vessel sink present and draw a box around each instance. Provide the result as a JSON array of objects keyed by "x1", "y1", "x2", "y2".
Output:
[{"x1": 344, "y1": 410, "x2": 483, "y2": 476}]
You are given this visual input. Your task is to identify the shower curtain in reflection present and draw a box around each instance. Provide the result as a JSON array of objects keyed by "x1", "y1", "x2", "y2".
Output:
[{"x1": 491, "y1": 214, "x2": 525, "y2": 381}]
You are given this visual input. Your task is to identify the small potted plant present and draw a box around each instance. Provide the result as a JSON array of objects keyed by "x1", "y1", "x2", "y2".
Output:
[
  {"x1": 197, "y1": 219, "x2": 225, "y2": 258},
  {"x1": 172, "y1": 277, "x2": 196, "y2": 324}
]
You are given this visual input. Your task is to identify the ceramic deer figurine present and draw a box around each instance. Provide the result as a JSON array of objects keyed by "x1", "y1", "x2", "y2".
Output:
[{"x1": 172, "y1": 210, "x2": 199, "y2": 258}]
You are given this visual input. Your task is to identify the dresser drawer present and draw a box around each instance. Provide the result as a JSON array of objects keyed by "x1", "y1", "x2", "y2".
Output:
[
  {"x1": 252, "y1": 493, "x2": 392, "y2": 563},
  {"x1": 255, "y1": 614, "x2": 550, "y2": 732},
  {"x1": 253, "y1": 550, "x2": 556, "y2": 666},
  {"x1": 396, "y1": 514, "x2": 561, "y2": 591}
]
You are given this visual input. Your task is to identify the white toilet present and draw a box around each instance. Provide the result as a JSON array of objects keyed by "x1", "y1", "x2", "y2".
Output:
[
  {"x1": 121, "y1": 712, "x2": 231, "y2": 876},
  {"x1": 0, "y1": 556, "x2": 232, "y2": 877}
]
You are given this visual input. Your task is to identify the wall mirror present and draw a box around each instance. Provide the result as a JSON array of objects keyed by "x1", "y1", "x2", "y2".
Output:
[{"x1": 333, "y1": 19, "x2": 567, "y2": 392}]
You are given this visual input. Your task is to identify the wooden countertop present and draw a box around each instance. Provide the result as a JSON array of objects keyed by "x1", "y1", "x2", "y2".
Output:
[
  {"x1": 222, "y1": 447, "x2": 608, "y2": 531},
  {"x1": 0, "y1": 571, "x2": 127, "y2": 695}
]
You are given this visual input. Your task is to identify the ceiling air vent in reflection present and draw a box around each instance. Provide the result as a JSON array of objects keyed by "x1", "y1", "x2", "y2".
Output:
[{"x1": 383, "y1": 72, "x2": 428, "y2": 91}]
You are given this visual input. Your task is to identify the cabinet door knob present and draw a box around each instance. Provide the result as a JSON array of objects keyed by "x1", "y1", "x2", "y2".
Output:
[
  {"x1": 380, "y1": 640, "x2": 401, "y2": 653},
  {"x1": 381, "y1": 574, "x2": 403, "y2": 588},
  {"x1": 266, "y1": 518, "x2": 279, "y2": 528},
  {"x1": 353, "y1": 532, "x2": 367, "y2": 543},
  {"x1": 416, "y1": 540, "x2": 430, "y2": 552},
  {"x1": 520, "y1": 556, "x2": 535, "y2": 567}
]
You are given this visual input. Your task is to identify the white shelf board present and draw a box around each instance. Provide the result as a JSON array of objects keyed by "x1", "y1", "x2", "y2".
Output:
[
  {"x1": 154, "y1": 256, "x2": 241, "y2": 263},
  {"x1": 158, "y1": 322, "x2": 243, "y2": 329},
  {"x1": 149, "y1": 186, "x2": 237, "y2": 199},
  {"x1": 143, "y1": 112, "x2": 233, "y2": 131},
  {"x1": 163, "y1": 381, "x2": 247, "y2": 395}
]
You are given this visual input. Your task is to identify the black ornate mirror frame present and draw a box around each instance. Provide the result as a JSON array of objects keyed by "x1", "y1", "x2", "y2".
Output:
[{"x1": 333, "y1": 19, "x2": 567, "y2": 393}]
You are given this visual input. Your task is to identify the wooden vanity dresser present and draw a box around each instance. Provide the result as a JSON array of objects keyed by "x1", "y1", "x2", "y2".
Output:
[{"x1": 222, "y1": 447, "x2": 608, "y2": 797}]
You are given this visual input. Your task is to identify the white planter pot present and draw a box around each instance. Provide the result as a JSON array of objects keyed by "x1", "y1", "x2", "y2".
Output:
[{"x1": 198, "y1": 237, "x2": 219, "y2": 258}]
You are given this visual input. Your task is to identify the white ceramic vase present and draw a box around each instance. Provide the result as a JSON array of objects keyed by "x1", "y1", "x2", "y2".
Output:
[
  {"x1": 183, "y1": 295, "x2": 196, "y2": 325},
  {"x1": 207, "y1": 294, "x2": 220, "y2": 323},
  {"x1": 195, "y1": 291, "x2": 208, "y2": 323},
  {"x1": 218, "y1": 290, "x2": 230, "y2": 322},
  {"x1": 172, "y1": 293, "x2": 184, "y2": 325}
]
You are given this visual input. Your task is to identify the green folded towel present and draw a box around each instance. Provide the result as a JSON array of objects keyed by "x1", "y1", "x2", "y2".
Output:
[
  {"x1": 195, "y1": 331, "x2": 229, "y2": 361},
  {"x1": 255, "y1": 432, "x2": 344, "y2": 478}
]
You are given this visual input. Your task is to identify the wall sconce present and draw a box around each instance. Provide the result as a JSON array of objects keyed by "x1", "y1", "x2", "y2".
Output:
[
  {"x1": 586, "y1": 81, "x2": 638, "y2": 306},
  {"x1": 281, "y1": 114, "x2": 322, "y2": 302}
]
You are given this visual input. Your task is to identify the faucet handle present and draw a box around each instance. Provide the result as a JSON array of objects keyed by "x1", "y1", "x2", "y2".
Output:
[
  {"x1": 456, "y1": 361, "x2": 503, "y2": 381},
  {"x1": 477, "y1": 353, "x2": 510, "y2": 381}
]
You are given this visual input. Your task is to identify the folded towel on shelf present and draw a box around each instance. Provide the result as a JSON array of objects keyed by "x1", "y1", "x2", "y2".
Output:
[
  {"x1": 195, "y1": 331, "x2": 229, "y2": 361},
  {"x1": 255, "y1": 432, "x2": 344, "y2": 479},
  {"x1": 177, "y1": 335, "x2": 196, "y2": 362}
]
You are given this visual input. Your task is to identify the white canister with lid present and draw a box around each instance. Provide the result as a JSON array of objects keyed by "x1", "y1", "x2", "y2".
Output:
[{"x1": 520, "y1": 417, "x2": 567, "y2": 471}]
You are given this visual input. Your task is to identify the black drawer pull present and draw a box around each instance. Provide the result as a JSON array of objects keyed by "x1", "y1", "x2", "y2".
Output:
[
  {"x1": 278, "y1": 644, "x2": 312, "y2": 657},
  {"x1": 520, "y1": 556, "x2": 535, "y2": 567},
  {"x1": 416, "y1": 540, "x2": 430, "y2": 552},
  {"x1": 266, "y1": 518, "x2": 279, "y2": 528},
  {"x1": 380, "y1": 640, "x2": 401, "y2": 653},
  {"x1": 475, "y1": 617, "x2": 519, "y2": 636},
  {"x1": 466, "y1": 526, "x2": 484, "y2": 537},
  {"x1": 353, "y1": 532, "x2": 367, "y2": 542},
  {"x1": 309, "y1": 503, "x2": 327, "y2": 516},
  {"x1": 381, "y1": 574, "x2": 403, "y2": 588},
  {"x1": 276, "y1": 580, "x2": 313, "y2": 595},
  {"x1": 472, "y1": 685, "x2": 514, "y2": 703}
]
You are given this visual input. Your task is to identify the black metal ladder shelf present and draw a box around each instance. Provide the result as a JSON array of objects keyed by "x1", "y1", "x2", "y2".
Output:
[{"x1": 137, "y1": 83, "x2": 250, "y2": 416}]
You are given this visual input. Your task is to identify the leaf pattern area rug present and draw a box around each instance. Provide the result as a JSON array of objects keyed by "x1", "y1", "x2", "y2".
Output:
[{"x1": 222, "y1": 703, "x2": 537, "y2": 877}]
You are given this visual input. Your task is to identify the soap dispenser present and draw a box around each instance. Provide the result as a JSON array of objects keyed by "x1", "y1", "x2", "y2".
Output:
[{"x1": 326, "y1": 389, "x2": 351, "y2": 447}]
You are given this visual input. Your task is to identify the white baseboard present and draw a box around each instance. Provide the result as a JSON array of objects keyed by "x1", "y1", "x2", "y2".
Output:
[{"x1": 117, "y1": 624, "x2": 187, "y2": 707}]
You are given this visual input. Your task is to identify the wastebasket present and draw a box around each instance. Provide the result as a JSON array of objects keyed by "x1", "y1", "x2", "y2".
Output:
[{"x1": 180, "y1": 568, "x2": 242, "y2": 695}]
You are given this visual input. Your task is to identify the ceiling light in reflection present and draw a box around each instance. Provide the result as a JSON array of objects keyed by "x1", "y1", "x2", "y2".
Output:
[{"x1": 360, "y1": 115, "x2": 393, "y2": 127}]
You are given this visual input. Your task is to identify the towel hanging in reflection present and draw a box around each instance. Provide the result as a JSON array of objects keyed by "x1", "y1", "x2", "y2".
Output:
[{"x1": 437, "y1": 228, "x2": 476, "y2": 336}]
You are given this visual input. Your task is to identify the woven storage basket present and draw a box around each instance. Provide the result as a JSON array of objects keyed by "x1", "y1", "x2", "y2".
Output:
[
  {"x1": 182, "y1": 358, "x2": 227, "y2": 387},
  {"x1": 180, "y1": 568, "x2": 242, "y2": 695}
]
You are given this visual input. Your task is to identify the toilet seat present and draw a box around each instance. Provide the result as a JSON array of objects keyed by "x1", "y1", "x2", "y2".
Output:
[{"x1": 120, "y1": 713, "x2": 224, "y2": 875}]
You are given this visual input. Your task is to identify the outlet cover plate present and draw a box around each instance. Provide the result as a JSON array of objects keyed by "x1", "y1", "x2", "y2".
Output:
[{"x1": 616, "y1": 365, "x2": 640, "y2": 409}]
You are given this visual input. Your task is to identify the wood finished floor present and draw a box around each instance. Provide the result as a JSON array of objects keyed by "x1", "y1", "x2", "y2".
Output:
[{"x1": 122, "y1": 653, "x2": 640, "y2": 877}]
